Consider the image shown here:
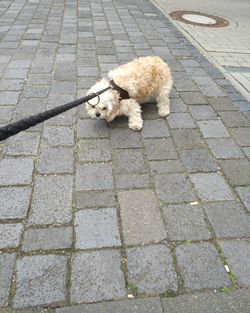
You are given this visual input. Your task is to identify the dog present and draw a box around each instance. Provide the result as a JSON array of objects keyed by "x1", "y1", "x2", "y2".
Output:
[{"x1": 86, "y1": 56, "x2": 172, "y2": 131}]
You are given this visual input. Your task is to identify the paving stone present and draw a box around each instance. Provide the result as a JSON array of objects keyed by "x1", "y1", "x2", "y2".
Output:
[
  {"x1": 56, "y1": 297, "x2": 163, "y2": 313},
  {"x1": 0, "y1": 91, "x2": 20, "y2": 105},
  {"x1": 0, "y1": 158, "x2": 34, "y2": 186},
  {"x1": 3, "y1": 132, "x2": 40, "y2": 155},
  {"x1": 38, "y1": 146, "x2": 74, "y2": 174},
  {"x1": 180, "y1": 149, "x2": 218, "y2": 173},
  {"x1": 0, "y1": 106, "x2": 14, "y2": 125},
  {"x1": 206, "y1": 138, "x2": 244, "y2": 159},
  {"x1": 22, "y1": 227, "x2": 73, "y2": 252},
  {"x1": 0, "y1": 253, "x2": 16, "y2": 307},
  {"x1": 76, "y1": 163, "x2": 113, "y2": 191},
  {"x1": 0, "y1": 187, "x2": 31, "y2": 219},
  {"x1": 191, "y1": 75, "x2": 216, "y2": 86},
  {"x1": 162, "y1": 289, "x2": 250, "y2": 313},
  {"x1": 78, "y1": 139, "x2": 111, "y2": 162},
  {"x1": 189, "y1": 173, "x2": 234, "y2": 201},
  {"x1": 204, "y1": 201, "x2": 250, "y2": 238},
  {"x1": 198, "y1": 85, "x2": 225, "y2": 97},
  {"x1": 118, "y1": 190, "x2": 167, "y2": 245},
  {"x1": 176, "y1": 243, "x2": 230, "y2": 290},
  {"x1": 207, "y1": 97, "x2": 238, "y2": 111},
  {"x1": 43, "y1": 126, "x2": 75, "y2": 146},
  {"x1": 22, "y1": 85, "x2": 50, "y2": 98},
  {"x1": 71, "y1": 250, "x2": 126, "y2": 303},
  {"x1": 149, "y1": 160, "x2": 184, "y2": 174},
  {"x1": 27, "y1": 74, "x2": 52, "y2": 85},
  {"x1": 77, "y1": 119, "x2": 109, "y2": 138},
  {"x1": 0, "y1": 223, "x2": 23, "y2": 249},
  {"x1": 75, "y1": 208, "x2": 121, "y2": 249},
  {"x1": 144, "y1": 138, "x2": 177, "y2": 160},
  {"x1": 14, "y1": 97, "x2": 47, "y2": 118},
  {"x1": 168, "y1": 112, "x2": 197, "y2": 129},
  {"x1": 163, "y1": 203, "x2": 211, "y2": 240},
  {"x1": 0, "y1": 79, "x2": 24, "y2": 91},
  {"x1": 114, "y1": 149, "x2": 146, "y2": 173},
  {"x1": 219, "y1": 159, "x2": 250, "y2": 186},
  {"x1": 115, "y1": 173, "x2": 151, "y2": 189},
  {"x1": 127, "y1": 244, "x2": 178, "y2": 294},
  {"x1": 51, "y1": 82, "x2": 76, "y2": 94},
  {"x1": 197, "y1": 120, "x2": 230, "y2": 138},
  {"x1": 76, "y1": 191, "x2": 116, "y2": 209},
  {"x1": 189, "y1": 105, "x2": 217, "y2": 120},
  {"x1": 236, "y1": 186, "x2": 250, "y2": 211},
  {"x1": 171, "y1": 129, "x2": 206, "y2": 149},
  {"x1": 218, "y1": 111, "x2": 249, "y2": 127},
  {"x1": 170, "y1": 98, "x2": 187, "y2": 113},
  {"x1": 154, "y1": 174, "x2": 197, "y2": 203},
  {"x1": 179, "y1": 92, "x2": 207, "y2": 105},
  {"x1": 219, "y1": 239, "x2": 250, "y2": 287},
  {"x1": 174, "y1": 80, "x2": 199, "y2": 92},
  {"x1": 230, "y1": 127, "x2": 250, "y2": 146},
  {"x1": 29, "y1": 175, "x2": 73, "y2": 225},
  {"x1": 13, "y1": 255, "x2": 67, "y2": 309},
  {"x1": 242, "y1": 147, "x2": 250, "y2": 160},
  {"x1": 110, "y1": 127, "x2": 141, "y2": 148},
  {"x1": 141, "y1": 119, "x2": 170, "y2": 137},
  {"x1": 4, "y1": 68, "x2": 29, "y2": 79}
]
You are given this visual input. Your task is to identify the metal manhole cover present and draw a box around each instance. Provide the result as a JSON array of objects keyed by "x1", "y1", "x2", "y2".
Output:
[{"x1": 170, "y1": 11, "x2": 229, "y2": 27}]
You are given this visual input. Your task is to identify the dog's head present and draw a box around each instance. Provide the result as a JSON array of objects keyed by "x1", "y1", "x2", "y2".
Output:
[{"x1": 86, "y1": 79, "x2": 117, "y2": 121}]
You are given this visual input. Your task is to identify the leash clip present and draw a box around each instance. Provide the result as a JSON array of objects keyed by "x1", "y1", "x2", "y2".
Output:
[{"x1": 87, "y1": 92, "x2": 100, "y2": 106}]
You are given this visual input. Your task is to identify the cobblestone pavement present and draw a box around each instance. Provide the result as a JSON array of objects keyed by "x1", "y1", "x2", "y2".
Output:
[
  {"x1": 0, "y1": 0, "x2": 250, "y2": 312},
  {"x1": 153, "y1": 0, "x2": 250, "y2": 102}
]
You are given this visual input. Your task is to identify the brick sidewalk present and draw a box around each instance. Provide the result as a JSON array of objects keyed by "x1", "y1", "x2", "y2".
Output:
[
  {"x1": 153, "y1": 0, "x2": 250, "y2": 104},
  {"x1": 0, "y1": 0, "x2": 250, "y2": 312}
]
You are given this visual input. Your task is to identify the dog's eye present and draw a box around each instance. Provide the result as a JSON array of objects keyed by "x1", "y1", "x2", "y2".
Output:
[
  {"x1": 102, "y1": 107, "x2": 107, "y2": 110},
  {"x1": 92, "y1": 105, "x2": 95, "y2": 109}
]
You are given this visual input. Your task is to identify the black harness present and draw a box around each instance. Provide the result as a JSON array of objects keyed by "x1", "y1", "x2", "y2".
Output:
[{"x1": 109, "y1": 79, "x2": 131, "y2": 100}]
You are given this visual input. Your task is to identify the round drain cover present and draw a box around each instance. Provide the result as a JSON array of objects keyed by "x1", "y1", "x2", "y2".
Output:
[{"x1": 170, "y1": 11, "x2": 229, "y2": 27}]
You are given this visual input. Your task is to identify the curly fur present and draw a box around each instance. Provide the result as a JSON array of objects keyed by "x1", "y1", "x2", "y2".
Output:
[{"x1": 86, "y1": 56, "x2": 172, "y2": 131}]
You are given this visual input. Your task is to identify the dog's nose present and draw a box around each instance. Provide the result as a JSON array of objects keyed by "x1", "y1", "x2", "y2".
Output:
[{"x1": 95, "y1": 112, "x2": 100, "y2": 117}]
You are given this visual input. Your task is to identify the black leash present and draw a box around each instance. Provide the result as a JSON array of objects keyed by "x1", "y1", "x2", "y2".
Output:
[{"x1": 0, "y1": 86, "x2": 111, "y2": 142}]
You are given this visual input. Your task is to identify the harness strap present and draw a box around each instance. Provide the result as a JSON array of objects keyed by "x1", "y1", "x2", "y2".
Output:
[{"x1": 109, "y1": 79, "x2": 130, "y2": 100}]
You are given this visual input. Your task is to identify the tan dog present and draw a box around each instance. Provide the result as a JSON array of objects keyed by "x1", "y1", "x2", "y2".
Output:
[{"x1": 86, "y1": 56, "x2": 172, "y2": 131}]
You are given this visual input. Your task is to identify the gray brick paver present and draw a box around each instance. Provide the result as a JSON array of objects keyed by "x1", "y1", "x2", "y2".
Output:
[
  {"x1": 219, "y1": 239, "x2": 250, "y2": 287},
  {"x1": 22, "y1": 227, "x2": 73, "y2": 252},
  {"x1": 0, "y1": 186, "x2": 31, "y2": 219},
  {"x1": 71, "y1": 250, "x2": 126, "y2": 303},
  {"x1": 163, "y1": 203, "x2": 211, "y2": 240},
  {"x1": 127, "y1": 244, "x2": 178, "y2": 294},
  {"x1": 118, "y1": 190, "x2": 167, "y2": 245},
  {"x1": 56, "y1": 297, "x2": 163, "y2": 313},
  {"x1": 176, "y1": 243, "x2": 230, "y2": 290},
  {"x1": 75, "y1": 208, "x2": 121, "y2": 249},
  {"x1": 29, "y1": 175, "x2": 73, "y2": 225},
  {"x1": 162, "y1": 290, "x2": 250, "y2": 313},
  {"x1": 13, "y1": 255, "x2": 67, "y2": 309},
  {"x1": 0, "y1": 253, "x2": 16, "y2": 307}
]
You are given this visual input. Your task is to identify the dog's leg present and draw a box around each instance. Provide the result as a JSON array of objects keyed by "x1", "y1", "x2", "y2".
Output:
[
  {"x1": 156, "y1": 79, "x2": 173, "y2": 117},
  {"x1": 121, "y1": 99, "x2": 143, "y2": 131}
]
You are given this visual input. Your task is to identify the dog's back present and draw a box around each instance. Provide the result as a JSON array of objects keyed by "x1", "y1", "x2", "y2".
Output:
[{"x1": 108, "y1": 56, "x2": 171, "y2": 103}]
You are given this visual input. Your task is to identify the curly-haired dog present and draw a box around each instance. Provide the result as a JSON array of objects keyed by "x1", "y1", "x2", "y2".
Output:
[{"x1": 86, "y1": 56, "x2": 172, "y2": 131}]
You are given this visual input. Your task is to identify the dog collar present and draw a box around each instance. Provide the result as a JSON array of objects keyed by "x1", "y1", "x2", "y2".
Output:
[{"x1": 109, "y1": 80, "x2": 130, "y2": 100}]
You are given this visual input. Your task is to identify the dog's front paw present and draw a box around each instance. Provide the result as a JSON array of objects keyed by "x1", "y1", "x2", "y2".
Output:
[
  {"x1": 158, "y1": 106, "x2": 170, "y2": 117},
  {"x1": 129, "y1": 121, "x2": 143, "y2": 131}
]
